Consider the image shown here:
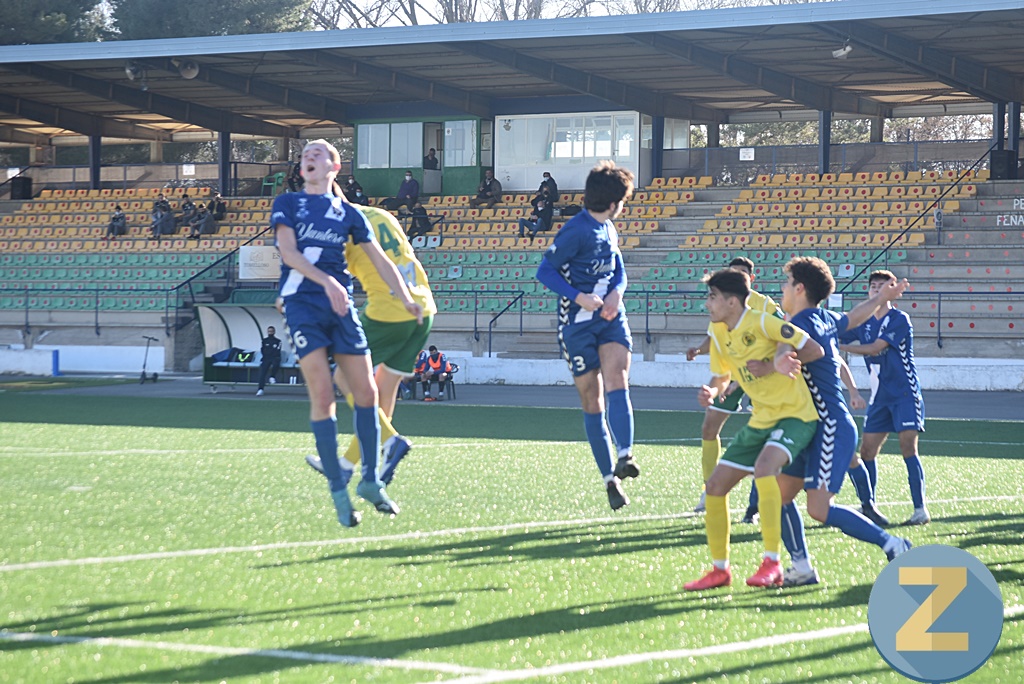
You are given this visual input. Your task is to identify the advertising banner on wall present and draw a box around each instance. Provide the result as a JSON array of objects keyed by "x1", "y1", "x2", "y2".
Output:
[{"x1": 238, "y1": 246, "x2": 280, "y2": 280}]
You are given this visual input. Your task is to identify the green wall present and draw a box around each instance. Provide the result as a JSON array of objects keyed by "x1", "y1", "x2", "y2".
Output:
[{"x1": 352, "y1": 117, "x2": 485, "y2": 198}]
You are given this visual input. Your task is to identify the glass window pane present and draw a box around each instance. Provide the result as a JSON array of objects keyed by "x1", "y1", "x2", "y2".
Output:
[
  {"x1": 357, "y1": 124, "x2": 389, "y2": 169},
  {"x1": 390, "y1": 122, "x2": 422, "y2": 168},
  {"x1": 444, "y1": 120, "x2": 478, "y2": 167},
  {"x1": 615, "y1": 115, "x2": 635, "y2": 159}
]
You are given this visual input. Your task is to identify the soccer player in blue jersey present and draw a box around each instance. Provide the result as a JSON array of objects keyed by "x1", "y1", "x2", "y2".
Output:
[
  {"x1": 274, "y1": 139, "x2": 423, "y2": 528},
  {"x1": 840, "y1": 269, "x2": 930, "y2": 526},
  {"x1": 762, "y1": 257, "x2": 913, "y2": 586},
  {"x1": 536, "y1": 160, "x2": 638, "y2": 511}
]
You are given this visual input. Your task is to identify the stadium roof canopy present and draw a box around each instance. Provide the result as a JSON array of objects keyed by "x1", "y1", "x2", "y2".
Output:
[{"x1": 0, "y1": 0, "x2": 1022, "y2": 145}]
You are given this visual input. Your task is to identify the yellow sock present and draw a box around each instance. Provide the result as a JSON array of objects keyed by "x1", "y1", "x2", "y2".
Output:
[
  {"x1": 755, "y1": 476, "x2": 782, "y2": 558},
  {"x1": 341, "y1": 394, "x2": 398, "y2": 467},
  {"x1": 701, "y1": 438, "x2": 721, "y2": 482},
  {"x1": 705, "y1": 494, "x2": 730, "y2": 564}
]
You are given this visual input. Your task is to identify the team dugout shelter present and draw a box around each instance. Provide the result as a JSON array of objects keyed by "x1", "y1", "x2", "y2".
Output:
[{"x1": 0, "y1": 0, "x2": 1022, "y2": 198}]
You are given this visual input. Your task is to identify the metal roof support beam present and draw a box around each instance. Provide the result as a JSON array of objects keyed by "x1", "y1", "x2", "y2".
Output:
[
  {"x1": 816, "y1": 22, "x2": 1023, "y2": 104},
  {"x1": 819, "y1": 110, "x2": 832, "y2": 175},
  {"x1": 292, "y1": 50, "x2": 492, "y2": 120},
  {"x1": 9, "y1": 63, "x2": 293, "y2": 139},
  {"x1": 0, "y1": 125, "x2": 48, "y2": 146},
  {"x1": 628, "y1": 33, "x2": 890, "y2": 118},
  {"x1": 0, "y1": 93, "x2": 169, "y2": 141},
  {"x1": 449, "y1": 41, "x2": 723, "y2": 123},
  {"x1": 140, "y1": 58, "x2": 350, "y2": 125}
]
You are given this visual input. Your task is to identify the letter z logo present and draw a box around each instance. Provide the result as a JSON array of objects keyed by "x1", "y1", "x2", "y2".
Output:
[{"x1": 895, "y1": 567, "x2": 968, "y2": 652}]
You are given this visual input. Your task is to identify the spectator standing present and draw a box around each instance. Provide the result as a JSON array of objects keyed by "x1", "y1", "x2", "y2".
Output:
[
  {"x1": 538, "y1": 171, "x2": 559, "y2": 203},
  {"x1": 255, "y1": 325, "x2": 283, "y2": 396},
  {"x1": 469, "y1": 169, "x2": 502, "y2": 208},
  {"x1": 287, "y1": 157, "x2": 304, "y2": 192},
  {"x1": 383, "y1": 171, "x2": 419, "y2": 213},
  {"x1": 423, "y1": 148, "x2": 439, "y2": 170},
  {"x1": 105, "y1": 205, "x2": 127, "y2": 239}
]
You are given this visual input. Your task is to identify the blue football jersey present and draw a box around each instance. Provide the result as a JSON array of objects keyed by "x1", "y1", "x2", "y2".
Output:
[
  {"x1": 540, "y1": 211, "x2": 624, "y2": 326},
  {"x1": 842, "y1": 308, "x2": 920, "y2": 404},
  {"x1": 791, "y1": 307, "x2": 853, "y2": 421},
  {"x1": 271, "y1": 192, "x2": 374, "y2": 299}
]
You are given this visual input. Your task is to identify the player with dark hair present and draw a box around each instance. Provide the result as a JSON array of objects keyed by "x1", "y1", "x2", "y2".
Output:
[
  {"x1": 273, "y1": 139, "x2": 422, "y2": 528},
  {"x1": 686, "y1": 268, "x2": 824, "y2": 591},
  {"x1": 763, "y1": 257, "x2": 913, "y2": 586},
  {"x1": 688, "y1": 255, "x2": 779, "y2": 521},
  {"x1": 840, "y1": 269, "x2": 930, "y2": 526},
  {"x1": 535, "y1": 160, "x2": 638, "y2": 511}
]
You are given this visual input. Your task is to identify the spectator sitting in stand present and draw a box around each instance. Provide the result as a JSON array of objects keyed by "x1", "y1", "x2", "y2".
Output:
[
  {"x1": 518, "y1": 187, "x2": 554, "y2": 242},
  {"x1": 105, "y1": 205, "x2": 127, "y2": 239},
  {"x1": 469, "y1": 169, "x2": 502, "y2": 208},
  {"x1": 209, "y1": 192, "x2": 228, "y2": 221},
  {"x1": 177, "y1": 194, "x2": 198, "y2": 228},
  {"x1": 423, "y1": 148, "x2": 439, "y2": 170},
  {"x1": 342, "y1": 175, "x2": 366, "y2": 204},
  {"x1": 188, "y1": 203, "x2": 217, "y2": 239},
  {"x1": 150, "y1": 193, "x2": 174, "y2": 239},
  {"x1": 538, "y1": 171, "x2": 559, "y2": 203},
  {"x1": 407, "y1": 202, "x2": 442, "y2": 239},
  {"x1": 383, "y1": 171, "x2": 419, "y2": 214}
]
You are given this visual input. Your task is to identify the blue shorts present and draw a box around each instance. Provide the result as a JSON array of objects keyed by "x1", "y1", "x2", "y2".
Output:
[
  {"x1": 282, "y1": 295, "x2": 370, "y2": 360},
  {"x1": 558, "y1": 313, "x2": 632, "y2": 377},
  {"x1": 784, "y1": 410, "x2": 858, "y2": 493},
  {"x1": 864, "y1": 395, "x2": 925, "y2": 434}
]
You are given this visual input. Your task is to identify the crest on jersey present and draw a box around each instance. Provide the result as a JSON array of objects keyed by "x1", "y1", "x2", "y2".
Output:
[
  {"x1": 324, "y1": 198, "x2": 347, "y2": 222},
  {"x1": 780, "y1": 323, "x2": 795, "y2": 338},
  {"x1": 742, "y1": 332, "x2": 756, "y2": 347},
  {"x1": 296, "y1": 197, "x2": 309, "y2": 219}
]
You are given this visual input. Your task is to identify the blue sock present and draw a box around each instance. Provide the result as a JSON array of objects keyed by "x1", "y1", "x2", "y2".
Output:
[
  {"x1": 311, "y1": 417, "x2": 348, "y2": 492},
  {"x1": 864, "y1": 459, "x2": 878, "y2": 495},
  {"x1": 583, "y1": 411, "x2": 615, "y2": 479},
  {"x1": 904, "y1": 455, "x2": 926, "y2": 509},
  {"x1": 825, "y1": 505, "x2": 889, "y2": 549},
  {"x1": 781, "y1": 502, "x2": 808, "y2": 564},
  {"x1": 354, "y1": 404, "x2": 381, "y2": 485},
  {"x1": 848, "y1": 462, "x2": 874, "y2": 506},
  {"x1": 605, "y1": 389, "x2": 634, "y2": 458},
  {"x1": 748, "y1": 480, "x2": 759, "y2": 509}
]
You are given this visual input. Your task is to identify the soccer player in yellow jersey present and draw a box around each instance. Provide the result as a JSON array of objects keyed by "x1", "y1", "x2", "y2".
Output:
[
  {"x1": 305, "y1": 201, "x2": 437, "y2": 522},
  {"x1": 685, "y1": 268, "x2": 824, "y2": 591},
  {"x1": 688, "y1": 257, "x2": 779, "y2": 520}
]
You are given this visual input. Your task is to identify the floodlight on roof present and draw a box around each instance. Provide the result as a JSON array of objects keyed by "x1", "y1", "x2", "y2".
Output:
[
  {"x1": 125, "y1": 61, "x2": 144, "y2": 81},
  {"x1": 173, "y1": 58, "x2": 200, "y2": 80},
  {"x1": 832, "y1": 42, "x2": 853, "y2": 60}
]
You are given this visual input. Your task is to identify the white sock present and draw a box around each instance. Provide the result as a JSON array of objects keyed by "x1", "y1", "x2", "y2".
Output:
[
  {"x1": 793, "y1": 557, "x2": 814, "y2": 574},
  {"x1": 713, "y1": 560, "x2": 730, "y2": 570},
  {"x1": 764, "y1": 552, "x2": 780, "y2": 562}
]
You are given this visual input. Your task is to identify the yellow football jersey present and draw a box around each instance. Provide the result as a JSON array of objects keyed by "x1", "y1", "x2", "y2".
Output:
[
  {"x1": 747, "y1": 289, "x2": 781, "y2": 317},
  {"x1": 709, "y1": 309, "x2": 819, "y2": 428},
  {"x1": 346, "y1": 205, "x2": 437, "y2": 322}
]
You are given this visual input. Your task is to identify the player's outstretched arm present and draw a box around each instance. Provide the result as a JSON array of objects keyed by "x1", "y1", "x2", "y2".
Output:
[
  {"x1": 845, "y1": 278, "x2": 910, "y2": 329},
  {"x1": 838, "y1": 357, "x2": 867, "y2": 409},
  {"x1": 686, "y1": 335, "x2": 711, "y2": 361},
  {"x1": 840, "y1": 338, "x2": 890, "y2": 356}
]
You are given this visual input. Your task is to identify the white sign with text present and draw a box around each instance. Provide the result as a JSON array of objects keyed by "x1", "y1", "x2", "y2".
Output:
[{"x1": 238, "y1": 246, "x2": 280, "y2": 281}]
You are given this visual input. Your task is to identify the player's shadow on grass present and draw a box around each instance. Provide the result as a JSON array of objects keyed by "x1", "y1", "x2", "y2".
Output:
[
  {"x1": 0, "y1": 588, "x2": 484, "y2": 645},
  {"x1": 255, "y1": 517, "x2": 765, "y2": 571}
]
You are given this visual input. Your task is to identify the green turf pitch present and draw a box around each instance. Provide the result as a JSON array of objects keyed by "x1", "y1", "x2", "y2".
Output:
[{"x1": 1, "y1": 394, "x2": 1021, "y2": 683}]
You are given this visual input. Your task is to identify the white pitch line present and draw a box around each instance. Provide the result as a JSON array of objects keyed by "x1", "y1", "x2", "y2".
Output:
[
  {"x1": 0, "y1": 631, "x2": 494, "y2": 676},
  {"x1": 1, "y1": 494, "x2": 1019, "y2": 574},
  {"x1": 436, "y1": 605, "x2": 1024, "y2": 684},
  {"x1": 0, "y1": 512, "x2": 698, "y2": 573},
  {"x1": 0, "y1": 443, "x2": 482, "y2": 457}
]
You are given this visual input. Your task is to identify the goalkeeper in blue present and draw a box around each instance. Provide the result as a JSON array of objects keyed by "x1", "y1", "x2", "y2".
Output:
[
  {"x1": 536, "y1": 160, "x2": 638, "y2": 511},
  {"x1": 766, "y1": 257, "x2": 914, "y2": 587}
]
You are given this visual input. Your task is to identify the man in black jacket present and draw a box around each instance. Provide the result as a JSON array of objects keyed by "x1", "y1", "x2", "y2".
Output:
[
  {"x1": 469, "y1": 169, "x2": 502, "y2": 208},
  {"x1": 518, "y1": 187, "x2": 554, "y2": 241},
  {"x1": 255, "y1": 326, "x2": 283, "y2": 396}
]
